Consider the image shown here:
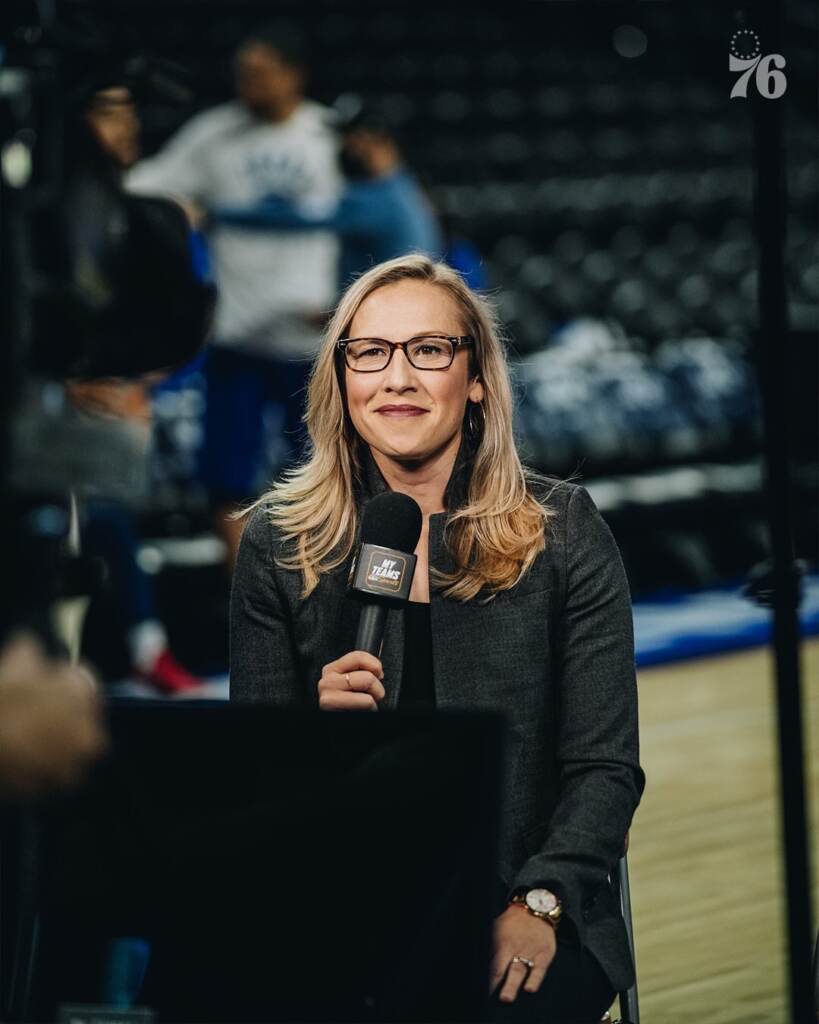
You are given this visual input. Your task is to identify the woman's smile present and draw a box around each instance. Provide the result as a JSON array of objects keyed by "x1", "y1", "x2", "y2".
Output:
[{"x1": 375, "y1": 404, "x2": 428, "y2": 417}]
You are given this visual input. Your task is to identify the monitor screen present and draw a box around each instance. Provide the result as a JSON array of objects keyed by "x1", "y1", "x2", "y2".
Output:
[{"x1": 16, "y1": 701, "x2": 503, "y2": 1022}]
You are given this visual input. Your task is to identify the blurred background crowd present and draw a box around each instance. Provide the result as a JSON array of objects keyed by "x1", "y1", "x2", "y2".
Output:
[{"x1": 43, "y1": 0, "x2": 816, "y2": 694}]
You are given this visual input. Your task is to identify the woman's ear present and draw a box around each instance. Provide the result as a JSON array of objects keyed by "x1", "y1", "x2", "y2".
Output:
[{"x1": 468, "y1": 376, "x2": 485, "y2": 404}]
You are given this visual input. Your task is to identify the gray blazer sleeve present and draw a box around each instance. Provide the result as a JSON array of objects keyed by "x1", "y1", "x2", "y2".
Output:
[
  {"x1": 229, "y1": 506, "x2": 303, "y2": 706},
  {"x1": 510, "y1": 485, "x2": 645, "y2": 941}
]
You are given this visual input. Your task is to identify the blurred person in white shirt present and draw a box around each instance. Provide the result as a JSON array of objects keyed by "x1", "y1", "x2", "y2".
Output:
[{"x1": 127, "y1": 24, "x2": 341, "y2": 569}]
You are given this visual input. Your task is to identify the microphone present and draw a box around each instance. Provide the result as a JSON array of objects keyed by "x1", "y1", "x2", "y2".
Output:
[{"x1": 348, "y1": 492, "x2": 423, "y2": 656}]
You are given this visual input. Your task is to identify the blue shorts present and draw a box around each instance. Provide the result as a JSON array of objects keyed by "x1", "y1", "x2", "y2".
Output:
[{"x1": 198, "y1": 346, "x2": 313, "y2": 505}]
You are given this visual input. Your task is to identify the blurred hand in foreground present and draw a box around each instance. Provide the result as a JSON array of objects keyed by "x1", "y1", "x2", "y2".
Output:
[{"x1": 0, "y1": 632, "x2": 108, "y2": 799}]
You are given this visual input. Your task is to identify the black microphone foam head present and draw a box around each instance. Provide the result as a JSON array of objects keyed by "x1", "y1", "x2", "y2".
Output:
[{"x1": 360, "y1": 491, "x2": 423, "y2": 554}]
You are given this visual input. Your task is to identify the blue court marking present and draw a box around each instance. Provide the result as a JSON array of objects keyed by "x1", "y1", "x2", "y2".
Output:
[{"x1": 633, "y1": 574, "x2": 819, "y2": 667}]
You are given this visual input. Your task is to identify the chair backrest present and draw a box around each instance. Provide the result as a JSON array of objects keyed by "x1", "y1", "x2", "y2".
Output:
[
  {"x1": 812, "y1": 927, "x2": 819, "y2": 1019},
  {"x1": 609, "y1": 853, "x2": 640, "y2": 1024}
]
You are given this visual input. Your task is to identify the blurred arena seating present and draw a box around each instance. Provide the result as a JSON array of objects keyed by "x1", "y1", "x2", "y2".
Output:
[
  {"x1": 125, "y1": 3, "x2": 817, "y2": 352},
  {"x1": 79, "y1": 2, "x2": 817, "y2": 677}
]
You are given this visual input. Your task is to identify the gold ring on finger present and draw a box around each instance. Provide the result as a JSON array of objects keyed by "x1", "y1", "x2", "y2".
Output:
[
  {"x1": 345, "y1": 673, "x2": 351, "y2": 688},
  {"x1": 510, "y1": 955, "x2": 535, "y2": 969}
]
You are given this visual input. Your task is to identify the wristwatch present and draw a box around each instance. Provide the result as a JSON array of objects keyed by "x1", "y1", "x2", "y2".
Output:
[{"x1": 509, "y1": 888, "x2": 563, "y2": 929}]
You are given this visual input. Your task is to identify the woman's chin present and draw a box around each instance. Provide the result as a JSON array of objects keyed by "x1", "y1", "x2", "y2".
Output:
[
  {"x1": 373, "y1": 437, "x2": 460, "y2": 467},
  {"x1": 380, "y1": 442, "x2": 428, "y2": 463},
  {"x1": 363, "y1": 423, "x2": 461, "y2": 467}
]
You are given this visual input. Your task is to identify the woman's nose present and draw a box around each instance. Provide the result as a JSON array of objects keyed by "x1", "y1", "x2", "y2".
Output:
[{"x1": 383, "y1": 348, "x2": 416, "y2": 390}]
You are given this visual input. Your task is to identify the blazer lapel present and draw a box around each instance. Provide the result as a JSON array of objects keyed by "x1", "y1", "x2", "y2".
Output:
[
  {"x1": 380, "y1": 608, "x2": 404, "y2": 711},
  {"x1": 427, "y1": 510, "x2": 468, "y2": 710}
]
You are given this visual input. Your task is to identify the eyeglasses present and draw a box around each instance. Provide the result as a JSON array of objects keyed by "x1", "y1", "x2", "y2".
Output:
[{"x1": 337, "y1": 334, "x2": 475, "y2": 372}]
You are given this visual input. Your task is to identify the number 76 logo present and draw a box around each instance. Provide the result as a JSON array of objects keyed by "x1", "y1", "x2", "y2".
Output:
[{"x1": 729, "y1": 29, "x2": 787, "y2": 99}]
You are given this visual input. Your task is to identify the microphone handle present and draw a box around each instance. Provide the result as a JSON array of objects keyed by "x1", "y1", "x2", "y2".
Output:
[{"x1": 355, "y1": 603, "x2": 388, "y2": 657}]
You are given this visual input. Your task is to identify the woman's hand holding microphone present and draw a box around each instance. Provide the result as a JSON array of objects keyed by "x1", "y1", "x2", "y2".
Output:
[{"x1": 317, "y1": 651, "x2": 385, "y2": 711}]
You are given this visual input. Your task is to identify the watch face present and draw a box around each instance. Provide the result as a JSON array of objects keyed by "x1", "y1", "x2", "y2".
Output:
[{"x1": 526, "y1": 889, "x2": 557, "y2": 914}]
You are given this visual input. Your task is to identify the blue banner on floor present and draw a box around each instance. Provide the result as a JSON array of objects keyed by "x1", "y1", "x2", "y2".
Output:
[{"x1": 633, "y1": 574, "x2": 819, "y2": 667}]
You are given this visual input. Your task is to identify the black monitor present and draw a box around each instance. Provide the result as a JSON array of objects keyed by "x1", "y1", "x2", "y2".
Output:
[{"x1": 9, "y1": 700, "x2": 504, "y2": 1022}]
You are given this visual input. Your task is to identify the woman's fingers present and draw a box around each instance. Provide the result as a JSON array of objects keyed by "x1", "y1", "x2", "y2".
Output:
[
  {"x1": 487, "y1": 953, "x2": 508, "y2": 996},
  {"x1": 318, "y1": 651, "x2": 386, "y2": 709},
  {"x1": 318, "y1": 671, "x2": 385, "y2": 701},
  {"x1": 490, "y1": 952, "x2": 548, "y2": 1003},
  {"x1": 521, "y1": 957, "x2": 549, "y2": 994},
  {"x1": 343, "y1": 669, "x2": 386, "y2": 700},
  {"x1": 489, "y1": 906, "x2": 556, "y2": 1002},
  {"x1": 496, "y1": 958, "x2": 530, "y2": 1003},
  {"x1": 324, "y1": 650, "x2": 384, "y2": 680},
  {"x1": 318, "y1": 689, "x2": 378, "y2": 712}
]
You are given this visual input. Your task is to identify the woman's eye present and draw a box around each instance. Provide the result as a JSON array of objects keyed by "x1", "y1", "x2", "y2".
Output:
[{"x1": 356, "y1": 346, "x2": 386, "y2": 358}]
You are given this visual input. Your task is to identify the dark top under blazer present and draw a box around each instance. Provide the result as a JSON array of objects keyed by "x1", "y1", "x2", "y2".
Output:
[{"x1": 229, "y1": 450, "x2": 646, "y2": 992}]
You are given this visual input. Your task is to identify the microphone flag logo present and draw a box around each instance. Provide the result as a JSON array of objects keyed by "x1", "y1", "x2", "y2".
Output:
[{"x1": 365, "y1": 551, "x2": 406, "y2": 591}]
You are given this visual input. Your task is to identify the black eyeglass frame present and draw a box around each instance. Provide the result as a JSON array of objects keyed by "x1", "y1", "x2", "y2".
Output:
[{"x1": 336, "y1": 334, "x2": 475, "y2": 372}]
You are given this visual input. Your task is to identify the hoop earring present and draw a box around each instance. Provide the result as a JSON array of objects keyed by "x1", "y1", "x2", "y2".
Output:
[{"x1": 466, "y1": 401, "x2": 486, "y2": 446}]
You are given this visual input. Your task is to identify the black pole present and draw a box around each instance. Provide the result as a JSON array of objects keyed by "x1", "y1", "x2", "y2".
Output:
[{"x1": 742, "y1": 1, "x2": 814, "y2": 1019}]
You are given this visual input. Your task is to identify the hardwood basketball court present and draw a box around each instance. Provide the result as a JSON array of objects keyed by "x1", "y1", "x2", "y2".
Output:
[{"x1": 627, "y1": 638, "x2": 818, "y2": 1022}]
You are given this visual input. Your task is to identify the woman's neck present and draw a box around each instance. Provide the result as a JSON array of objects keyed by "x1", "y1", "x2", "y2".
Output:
[{"x1": 369, "y1": 434, "x2": 460, "y2": 520}]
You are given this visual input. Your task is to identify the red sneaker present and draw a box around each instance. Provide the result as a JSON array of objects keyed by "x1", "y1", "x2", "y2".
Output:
[{"x1": 139, "y1": 649, "x2": 205, "y2": 695}]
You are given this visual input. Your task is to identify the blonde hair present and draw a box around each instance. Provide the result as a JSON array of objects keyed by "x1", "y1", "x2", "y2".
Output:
[{"x1": 250, "y1": 253, "x2": 554, "y2": 601}]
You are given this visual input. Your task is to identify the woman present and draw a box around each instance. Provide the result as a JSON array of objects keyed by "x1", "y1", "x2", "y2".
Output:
[{"x1": 231, "y1": 254, "x2": 645, "y2": 1022}]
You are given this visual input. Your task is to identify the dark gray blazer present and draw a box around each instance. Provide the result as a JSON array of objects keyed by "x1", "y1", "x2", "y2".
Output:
[{"x1": 230, "y1": 452, "x2": 645, "y2": 992}]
